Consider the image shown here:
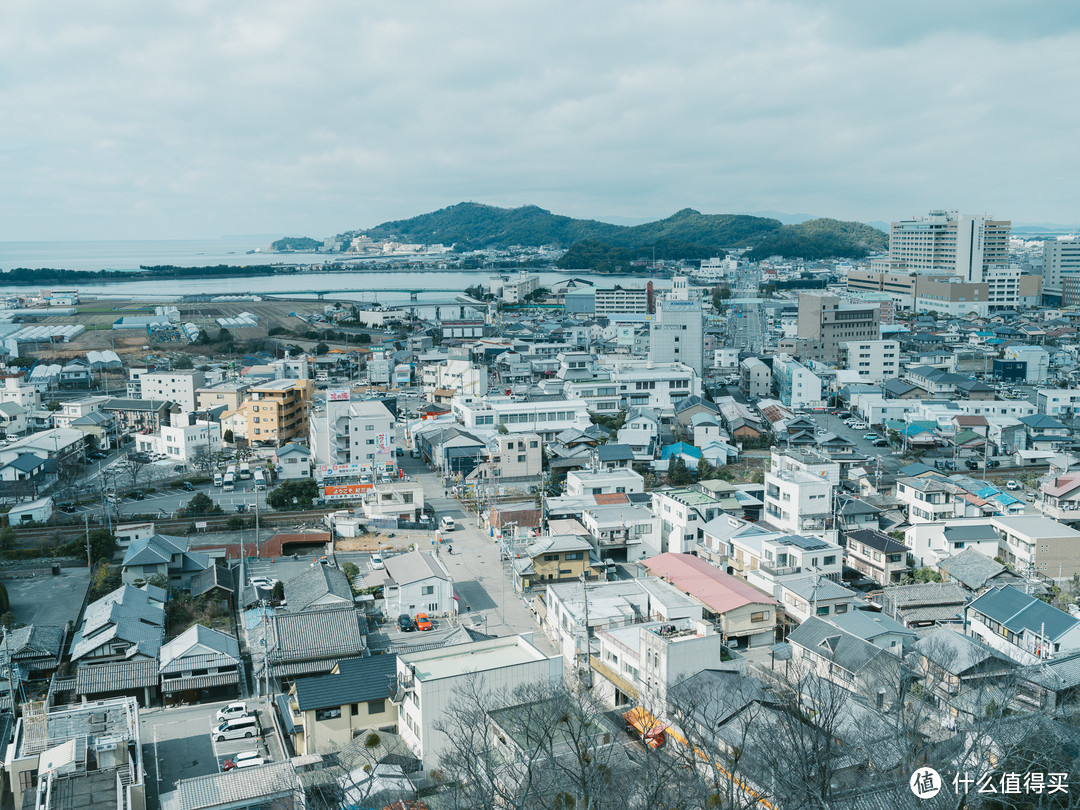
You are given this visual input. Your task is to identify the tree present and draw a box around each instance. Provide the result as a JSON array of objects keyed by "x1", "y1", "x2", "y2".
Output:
[
  {"x1": 267, "y1": 478, "x2": 319, "y2": 509},
  {"x1": 223, "y1": 429, "x2": 234, "y2": 444},
  {"x1": 191, "y1": 448, "x2": 229, "y2": 482},
  {"x1": 119, "y1": 456, "x2": 150, "y2": 492},
  {"x1": 667, "y1": 456, "x2": 694, "y2": 486},
  {"x1": 1, "y1": 612, "x2": 14, "y2": 630},
  {"x1": 0, "y1": 525, "x2": 15, "y2": 550},
  {"x1": 315, "y1": 341, "x2": 330, "y2": 355},
  {"x1": 271, "y1": 580, "x2": 285, "y2": 602},
  {"x1": 342, "y1": 561, "x2": 359, "y2": 587},
  {"x1": 173, "y1": 354, "x2": 194, "y2": 369},
  {"x1": 696, "y1": 458, "x2": 718, "y2": 481},
  {"x1": 87, "y1": 528, "x2": 118, "y2": 564},
  {"x1": 88, "y1": 560, "x2": 121, "y2": 600},
  {"x1": 181, "y1": 492, "x2": 223, "y2": 517}
]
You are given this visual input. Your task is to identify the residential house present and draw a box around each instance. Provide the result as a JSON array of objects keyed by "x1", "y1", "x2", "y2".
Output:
[
  {"x1": 158, "y1": 624, "x2": 242, "y2": 704},
  {"x1": 641, "y1": 553, "x2": 777, "y2": 649},
  {"x1": 578, "y1": 503, "x2": 659, "y2": 563},
  {"x1": 777, "y1": 574, "x2": 857, "y2": 626},
  {"x1": 842, "y1": 529, "x2": 910, "y2": 585},
  {"x1": 878, "y1": 582, "x2": 969, "y2": 630},
  {"x1": 787, "y1": 617, "x2": 903, "y2": 707},
  {"x1": 120, "y1": 534, "x2": 212, "y2": 589},
  {"x1": 650, "y1": 487, "x2": 726, "y2": 555},
  {"x1": 367, "y1": 551, "x2": 454, "y2": 618},
  {"x1": 992, "y1": 514, "x2": 1080, "y2": 579},
  {"x1": 69, "y1": 583, "x2": 166, "y2": 663},
  {"x1": 966, "y1": 585, "x2": 1080, "y2": 664},
  {"x1": 283, "y1": 654, "x2": 398, "y2": 755},
  {"x1": 565, "y1": 468, "x2": 644, "y2": 497},
  {"x1": 391, "y1": 635, "x2": 563, "y2": 766},
  {"x1": 274, "y1": 443, "x2": 312, "y2": 480},
  {"x1": 1019, "y1": 414, "x2": 1070, "y2": 451},
  {"x1": 251, "y1": 605, "x2": 367, "y2": 686},
  {"x1": 0, "y1": 624, "x2": 63, "y2": 679},
  {"x1": 359, "y1": 480, "x2": 424, "y2": 523},
  {"x1": 904, "y1": 519, "x2": 1003, "y2": 568},
  {"x1": 282, "y1": 565, "x2": 355, "y2": 614},
  {"x1": 937, "y1": 548, "x2": 1024, "y2": 594},
  {"x1": 909, "y1": 627, "x2": 1018, "y2": 723},
  {"x1": 896, "y1": 477, "x2": 958, "y2": 523},
  {"x1": 825, "y1": 610, "x2": 916, "y2": 656},
  {"x1": 512, "y1": 535, "x2": 595, "y2": 592},
  {"x1": 164, "y1": 763, "x2": 300, "y2": 810},
  {"x1": 1039, "y1": 473, "x2": 1080, "y2": 524}
]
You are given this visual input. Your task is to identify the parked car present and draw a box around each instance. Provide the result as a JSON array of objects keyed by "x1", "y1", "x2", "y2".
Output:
[
  {"x1": 415, "y1": 613, "x2": 433, "y2": 631},
  {"x1": 1006, "y1": 480, "x2": 1021, "y2": 491},
  {"x1": 249, "y1": 577, "x2": 277, "y2": 590},
  {"x1": 851, "y1": 422, "x2": 868, "y2": 430},
  {"x1": 872, "y1": 439, "x2": 890, "y2": 448},
  {"x1": 216, "y1": 702, "x2": 249, "y2": 722},
  {"x1": 87, "y1": 450, "x2": 108, "y2": 460},
  {"x1": 236, "y1": 504, "x2": 248, "y2": 513},
  {"x1": 370, "y1": 552, "x2": 385, "y2": 570},
  {"x1": 57, "y1": 502, "x2": 77, "y2": 512},
  {"x1": 863, "y1": 433, "x2": 879, "y2": 441},
  {"x1": 966, "y1": 459, "x2": 981, "y2": 470},
  {"x1": 213, "y1": 716, "x2": 258, "y2": 742},
  {"x1": 181, "y1": 481, "x2": 195, "y2": 491},
  {"x1": 127, "y1": 490, "x2": 145, "y2": 500},
  {"x1": 988, "y1": 459, "x2": 1001, "y2": 468},
  {"x1": 222, "y1": 751, "x2": 265, "y2": 772},
  {"x1": 397, "y1": 614, "x2": 416, "y2": 632},
  {"x1": 395, "y1": 447, "x2": 404, "y2": 457}
]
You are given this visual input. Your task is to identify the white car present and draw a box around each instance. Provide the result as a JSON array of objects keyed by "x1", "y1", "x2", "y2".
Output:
[
  {"x1": 249, "y1": 577, "x2": 277, "y2": 590},
  {"x1": 370, "y1": 552, "x2": 385, "y2": 570},
  {"x1": 216, "y1": 702, "x2": 249, "y2": 722},
  {"x1": 1006, "y1": 480, "x2": 1021, "y2": 491},
  {"x1": 222, "y1": 751, "x2": 265, "y2": 772},
  {"x1": 851, "y1": 422, "x2": 868, "y2": 430}
]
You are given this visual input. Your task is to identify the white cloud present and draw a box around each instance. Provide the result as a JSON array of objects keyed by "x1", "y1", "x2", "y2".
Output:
[{"x1": 1, "y1": 0, "x2": 1079, "y2": 239}]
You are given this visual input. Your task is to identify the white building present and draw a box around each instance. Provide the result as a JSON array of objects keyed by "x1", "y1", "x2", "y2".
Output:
[
  {"x1": 839, "y1": 339, "x2": 900, "y2": 383},
  {"x1": 369, "y1": 551, "x2": 453, "y2": 617},
  {"x1": 771, "y1": 354, "x2": 823, "y2": 411},
  {"x1": 501, "y1": 271, "x2": 541, "y2": 304},
  {"x1": 651, "y1": 487, "x2": 727, "y2": 555},
  {"x1": 393, "y1": 635, "x2": 562, "y2": 766},
  {"x1": 310, "y1": 395, "x2": 396, "y2": 472},
  {"x1": 1003, "y1": 345, "x2": 1050, "y2": 384},
  {"x1": 1037, "y1": 388, "x2": 1080, "y2": 418},
  {"x1": 421, "y1": 358, "x2": 489, "y2": 397},
  {"x1": 740, "y1": 357, "x2": 771, "y2": 400},
  {"x1": 896, "y1": 477, "x2": 959, "y2": 524},
  {"x1": 135, "y1": 415, "x2": 221, "y2": 465},
  {"x1": 139, "y1": 369, "x2": 206, "y2": 412},
  {"x1": 649, "y1": 295, "x2": 704, "y2": 375},
  {"x1": 1042, "y1": 238, "x2": 1080, "y2": 300},
  {"x1": 0, "y1": 375, "x2": 41, "y2": 411},
  {"x1": 565, "y1": 468, "x2": 645, "y2": 497},
  {"x1": 764, "y1": 468, "x2": 832, "y2": 534},
  {"x1": 450, "y1": 394, "x2": 592, "y2": 440}
]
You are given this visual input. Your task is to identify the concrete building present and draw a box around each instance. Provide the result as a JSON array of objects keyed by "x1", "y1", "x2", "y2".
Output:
[
  {"x1": 501, "y1": 271, "x2": 541, "y2": 304},
  {"x1": 594, "y1": 284, "x2": 653, "y2": 316},
  {"x1": 740, "y1": 357, "x2": 771, "y2": 401},
  {"x1": 795, "y1": 292, "x2": 880, "y2": 364},
  {"x1": 139, "y1": 369, "x2": 206, "y2": 412},
  {"x1": 230, "y1": 378, "x2": 313, "y2": 446},
  {"x1": 135, "y1": 416, "x2": 221, "y2": 465},
  {"x1": 392, "y1": 635, "x2": 562, "y2": 766},
  {"x1": 451, "y1": 394, "x2": 592, "y2": 440},
  {"x1": 838, "y1": 339, "x2": 900, "y2": 383},
  {"x1": 1041, "y1": 238, "x2": 1080, "y2": 302},
  {"x1": 771, "y1": 354, "x2": 823, "y2": 411},
  {"x1": 649, "y1": 295, "x2": 704, "y2": 375},
  {"x1": 913, "y1": 277, "x2": 991, "y2": 317},
  {"x1": 310, "y1": 395, "x2": 396, "y2": 474}
]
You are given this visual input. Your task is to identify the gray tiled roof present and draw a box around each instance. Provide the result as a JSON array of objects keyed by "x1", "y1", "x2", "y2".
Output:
[
  {"x1": 788, "y1": 617, "x2": 891, "y2": 675},
  {"x1": 176, "y1": 762, "x2": 298, "y2": 810},
  {"x1": 911, "y1": 626, "x2": 1015, "y2": 676},
  {"x1": 265, "y1": 606, "x2": 365, "y2": 664},
  {"x1": 938, "y1": 548, "x2": 1022, "y2": 592},
  {"x1": 383, "y1": 551, "x2": 450, "y2": 586},
  {"x1": 122, "y1": 533, "x2": 189, "y2": 567},
  {"x1": 70, "y1": 584, "x2": 165, "y2": 661},
  {"x1": 159, "y1": 625, "x2": 240, "y2": 674},
  {"x1": 282, "y1": 564, "x2": 354, "y2": 613},
  {"x1": 5, "y1": 624, "x2": 63, "y2": 662},
  {"x1": 968, "y1": 585, "x2": 1080, "y2": 641},
  {"x1": 75, "y1": 659, "x2": 159, "y2": 695},
  {"x1": 293, "y1": 654, "x2": 398, "y2": 712},
  {"x1": 783, "y1": 575, "x2": 855, "y2": 602}
]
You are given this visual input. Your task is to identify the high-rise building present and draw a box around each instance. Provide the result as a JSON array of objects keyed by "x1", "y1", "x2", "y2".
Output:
[
  {"x1": 795, "y1": 292, "x2": 880, "y2": 365},
  {"x1": 1042, "y1": 239, "x2": 1080, "y2": 302},
  {"x1": 649, "y1": 279, "x2": 704, "y2": 374},
  {"x1": 310, "y1": 394, "x2": 396, "y2": 473}
]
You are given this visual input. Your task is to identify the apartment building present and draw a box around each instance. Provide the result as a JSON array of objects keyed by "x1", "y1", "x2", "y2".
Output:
[
  {"x1": 421, "y1": 358, "x2": 489, "y2": 397},
  {"x1": 651, "y1": 487, "x2": 727, "y2": 554},
  {"x1": 992, "y1": 515, "x2": 1080, "y2": 579},
  {"x1": 139, "y1": 369, "x2": 205, "y2": 411},
  {"x1": 565, "y1": 468, "x2": 645, "y2": 497},
  {"x1": 771, "y1": 354, "x2": 823, "y2": 410},
  {"x1": 763, "y1": 451, "x2": 834, "y2": 534},
  {"x1": 501, "y1": 271, "x2": 541, "y2": 303},
  {"x1": 594, "y1": 284, "x2": 653, "y2": 315},
  {"x1": 1041, "y1": 238, "x2": 1080, "y2": 302},
  {"x1": 195, "y1": 380, "x2": 252, "y2": 413},
  {"x1": 740, "y1": 357, "x2": 772, "y2": 401},
  {"x1": 795, "y1": 292, "x2": 880, "y2": 364},
  {"x1": 135, "y1": 414, "x2": 221, "y2": 464},
  {"x1": 231, "y1": 378, "x2": 313, "y2": 446},
  {"x1": 310, "y1": 395, "x2": 396, "y2": 474},
  {"x1": 392, "y1": 635, "x2": 562, "y2": 767},
  {"x1": 838, "y1": 339, "x2": 900, "y2": 383},
  {"x1": 1037, "y1": 388, "x2": 1080, "y2": 418},
  {"x1": 471, "y1": 431, "x2": 543, "y2": 483},
  {"x1": 451, "y1": 394, "x2": 592, "y2": 440},
  {"x1": 896, "y1": 477, "x2": 958, "y2": 524},
  {"x1": 913, "y1": 277, "x2": 991, "y2": 317},
  {"x1": 649, "y1": 296, "x2": 704, "y2": 375}
]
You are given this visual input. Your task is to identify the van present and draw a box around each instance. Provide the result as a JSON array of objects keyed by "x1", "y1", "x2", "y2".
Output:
[
  {"x1": 213, "y1": 472, "x2": 223, "y2": 487},
  {"x1": 213, "y1": 715, "x2": 258, "y2": 742},
  {"x1": 441, "y1": 516, "x2": 455, "y2": 532}
]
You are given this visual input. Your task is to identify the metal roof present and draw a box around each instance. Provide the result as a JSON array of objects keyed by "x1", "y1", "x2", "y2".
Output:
[
  {"x1": 75, "y1": 659, "x2": 159, "y2": 695},
  {"x1": 293, "y1": 654, "x2": 398, "y2": 712},
  {"x1": 968, "y1": 585, "x2": 1080, "y2": 642},
  {"x1": 177, "y1": 761, "x2": 297, "y2": 809}
]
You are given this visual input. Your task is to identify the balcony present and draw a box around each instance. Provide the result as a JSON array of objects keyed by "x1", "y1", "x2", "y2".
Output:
[{"x1": 758, "y1": 562, "x2": 802, "y2": 577}]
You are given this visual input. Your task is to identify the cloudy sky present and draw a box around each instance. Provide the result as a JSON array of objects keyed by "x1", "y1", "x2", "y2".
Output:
[{"x1": 2, "y1": 1, "x2": 1079, "y2": 241}]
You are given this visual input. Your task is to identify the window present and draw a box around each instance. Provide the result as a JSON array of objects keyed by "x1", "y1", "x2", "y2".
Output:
[
  {"x1": 565, "y1": 552, "x2": 583, "y2": 561},
  {"x1": 315, "y1": 707, "x2": 342, "y2": 721},
  {"x1": 367, "y1": 699, "x2": 386, "y2": 714},
  {"x1": 750, "y1": 611, "x2": 768, "y2": 623},
  {"x1": 422, "y1": 585, "x2": 434, "y2": 595},
  {"x1": 816, "y1": 605, "x2": 830, "y2": 616},
  {"x1": 823, "y1": 555, "x2": 836, "y2": 566},
  {"x1": 19, "y1": 770, "x2": 37, "y2": 791}
]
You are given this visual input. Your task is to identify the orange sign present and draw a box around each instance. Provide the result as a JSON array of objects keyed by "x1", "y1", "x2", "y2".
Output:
[{"x1": 324, "y1": 483, "x2": 373, "y2": 500}]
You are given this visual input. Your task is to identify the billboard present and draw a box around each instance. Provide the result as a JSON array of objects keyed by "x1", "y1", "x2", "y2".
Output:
[
  {"x1": 328, "y1": 390, "x2": 351, "y2": 402},
  {"x1": 319, "y1": 463, "x2": 368, "y2": 478},
  {"x1": 324, "y1": 483, "x2": 373, "y2": 500},
  {"x1": 377, "y1": 433, "x2": 391, "y2": 453}
]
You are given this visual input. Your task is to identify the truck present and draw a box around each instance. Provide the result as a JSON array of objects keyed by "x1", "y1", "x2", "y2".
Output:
[
  {"x1": 223, "y1": 465, "x2": 236, "y2": 492},
  {"x1": 253, "y1": 470, "x2": 266, "y2": 491},
  {"x1": 213, "y1": 471, "x2": 223, "y2": 487},
  {"x1": 238, "y1": 462, "x2": 252, "y2": 480}
]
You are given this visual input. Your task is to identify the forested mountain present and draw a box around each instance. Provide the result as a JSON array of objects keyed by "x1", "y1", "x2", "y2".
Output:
[{"x1": 344, "y1": 202, "x2": 887, "y2": 266}]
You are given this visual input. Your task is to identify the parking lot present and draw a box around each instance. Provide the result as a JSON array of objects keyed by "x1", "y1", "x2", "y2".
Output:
[{"x1": 141, "y1": 700, "x2": 282, "y2": 805}]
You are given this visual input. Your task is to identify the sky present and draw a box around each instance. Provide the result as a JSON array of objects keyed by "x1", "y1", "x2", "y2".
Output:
[{"x1": 2, "y1": 1, "x2": 1080, "y2": 241}]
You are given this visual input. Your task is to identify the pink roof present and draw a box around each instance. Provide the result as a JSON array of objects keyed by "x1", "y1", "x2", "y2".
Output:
[
  {"x1": 1043, "y1": 474, "x2": 1080, "y2": 498},
  {"x1": 642, "y1": 553, "x2": 775, "y2": 613}
]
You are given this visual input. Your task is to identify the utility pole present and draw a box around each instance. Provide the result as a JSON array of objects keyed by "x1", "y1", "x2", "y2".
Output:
[
  {"x1": 579, "y1": 572, "x2": 592, "y2": 688},
  {"x1": 3, "y1": 629, "x2": 17, "y2": 722},
  {"x1": 84, "y1": 513, "x2": 91, "y2": 568}
]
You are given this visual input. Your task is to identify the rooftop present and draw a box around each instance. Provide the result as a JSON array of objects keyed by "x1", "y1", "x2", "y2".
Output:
[{"x1": 401, "y1": 635, "x2": 551, "y2": 681}]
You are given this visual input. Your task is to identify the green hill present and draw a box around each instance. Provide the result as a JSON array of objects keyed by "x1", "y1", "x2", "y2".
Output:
[{"x1": 344, "y1": 203, "x2": 887, "y2": 265}]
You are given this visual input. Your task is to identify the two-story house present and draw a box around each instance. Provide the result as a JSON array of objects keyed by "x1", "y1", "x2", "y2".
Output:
[
  {"x1": 896, "y1": 477, "x2": 959, "y2": 524},
  {"x1": 579, "y1": 504, "x2": 660, "y2": 562},
  {"x1": 966, "y1": 585, "x2": 1080, "y2": 665},
  {"x1": 787, "y1": 617, "x2": 903, "y2": 707},
  {"x1": 1018, "y1": 414, "x2": 1070, "y2": 451},
  {"x1": 650, "y1": 487, "x2": 727, "y2": 555},
  {"x1": 842, "y1": 529, "x2": 910, "y2": 585},
  {"x1": 1039, "y1": 473, "x2": 1080, "y2": 525},
  {"x1": 283, "y1": 655, "x2": 398, "y2": 755},
  {"x1": 367, "y1": 551, "x2": 454, "y2": 617},
  {"x1": 513, "y1": 535, "x2": 595, "y2": 591}
]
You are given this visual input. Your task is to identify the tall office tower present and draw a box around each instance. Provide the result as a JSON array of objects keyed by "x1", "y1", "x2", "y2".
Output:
[
  {"x1": 796, "y1": 292, "x2": 880, "y2": 365},
  {"x1": 1043, "y1": 238, "x2": 1080, "y2": 302}
]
